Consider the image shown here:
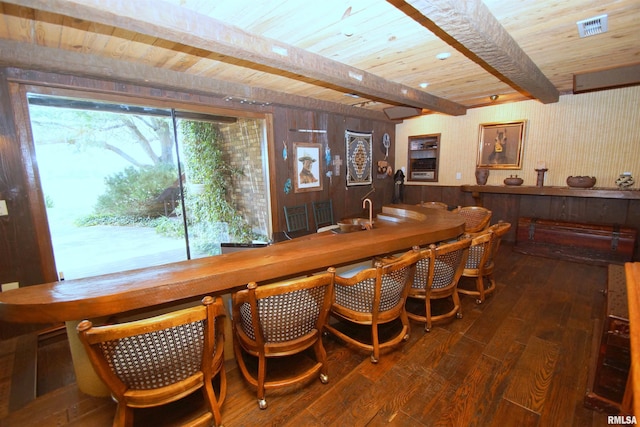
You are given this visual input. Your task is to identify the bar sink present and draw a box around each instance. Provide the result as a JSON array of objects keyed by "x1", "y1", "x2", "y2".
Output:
[{"x1": 337, "y1": 218, "x2": 374, "y2": 232}]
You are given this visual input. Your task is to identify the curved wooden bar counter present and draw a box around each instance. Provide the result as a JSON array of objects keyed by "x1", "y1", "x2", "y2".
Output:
[{"x1": 0, "y1": 204, "x2": 465, "y2": 324}]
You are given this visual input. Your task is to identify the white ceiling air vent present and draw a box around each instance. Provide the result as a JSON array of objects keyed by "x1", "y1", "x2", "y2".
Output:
[{"x1": 577, "y1": 14, "x2": 608, "y2": 38}]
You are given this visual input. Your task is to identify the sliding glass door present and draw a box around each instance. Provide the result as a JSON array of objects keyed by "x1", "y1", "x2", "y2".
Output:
[{"x1": 27, "y1": 94, "x2": 268, "y2": 280}]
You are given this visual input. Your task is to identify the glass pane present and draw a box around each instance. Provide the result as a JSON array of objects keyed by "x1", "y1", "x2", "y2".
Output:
[
  {"x1": 27, "y1": 94, "x2": 271, "y2": 279},
  {"x1": 28, "y1": 95, "x2": 188, "y2": 280},
  {"x1": 176, "y1": 117, "x2": 270, "y2": 259}
]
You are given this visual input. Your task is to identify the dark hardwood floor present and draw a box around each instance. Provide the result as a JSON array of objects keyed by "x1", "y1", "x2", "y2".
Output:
[{"x1": 0, "y1": 244, "x2": 614, "y2": 426}]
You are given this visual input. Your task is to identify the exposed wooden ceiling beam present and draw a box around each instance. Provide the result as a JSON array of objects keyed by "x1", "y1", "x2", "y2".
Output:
[
  {"x1": 5, "y1": 0, "x2": 467, "y2": 116},
  {"x1": 0, "y1": 40, "x2": 390, "y2": 122},
  {"x1": 395, "y1": 0, "x2": 559, "y2": 104},
  {"x1": 574, "y1": 63, "x2": 640, "y2": 93}
]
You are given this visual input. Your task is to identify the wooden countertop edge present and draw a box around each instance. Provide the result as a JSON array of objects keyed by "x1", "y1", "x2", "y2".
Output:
[
  {"x1": 624, "y1": 262, "x2": 640, "y2": 416},
  {"x1": 0, "y1": 204, "x2": 465, "y2": 323},
  {"x1": 460, "y1": 185, "x2": 640, "y2": 199}
]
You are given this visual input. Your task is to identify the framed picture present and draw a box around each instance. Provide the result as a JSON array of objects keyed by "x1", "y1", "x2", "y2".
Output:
[
  {"x1": 476, "y1": 120, "x2": 526, "y2": 169},
  {"x1": 293, "y1": 142, "x2": 323, "y2": 193},
  {"x1": 345, "y1": 130, "x2": 373, "y2": 186}
]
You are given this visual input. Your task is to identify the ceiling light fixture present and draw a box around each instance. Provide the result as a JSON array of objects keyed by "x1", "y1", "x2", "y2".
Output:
[
  {"x1": 341, "y1": 6, "x2": 354, "y2": 37},
  {"x1": 342, "y1": 26, "x2": 355, "y2": 37},
  {"x1": 490, "y1": 95, "x2": 499, "y2": 101},
  {"x1": 436, "y1": 52, "x2": 451, "y2": 60}
]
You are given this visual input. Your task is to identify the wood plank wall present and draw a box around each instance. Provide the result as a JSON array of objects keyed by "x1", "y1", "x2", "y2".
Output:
[
  {"x1": 272, "y1": 106, "x2": 397, "y2": 233},
  {"x1": 0, "y1": 70, "x2": 56, "y2": 288},
  {"x1": 0, "y1": 67, "x2": 396, "y2": 295}
]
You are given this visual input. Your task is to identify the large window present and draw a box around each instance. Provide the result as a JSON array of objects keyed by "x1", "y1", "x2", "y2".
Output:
[{"x1": 27, "y1": 94, "x2": 269, "y2": 280}]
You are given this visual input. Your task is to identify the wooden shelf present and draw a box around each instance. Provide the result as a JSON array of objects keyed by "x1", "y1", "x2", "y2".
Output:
[
  {"x1": 461, "y1": 185, "x2": 640, "y2": 200},
  {"x1": 407, "y1": 134, "x2": 439, "y2": 182}
]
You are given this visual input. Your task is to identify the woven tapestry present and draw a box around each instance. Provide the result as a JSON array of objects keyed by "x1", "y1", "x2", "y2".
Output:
[{"x1": 345, "y1": 130, "x2": 372, "y2": 186}]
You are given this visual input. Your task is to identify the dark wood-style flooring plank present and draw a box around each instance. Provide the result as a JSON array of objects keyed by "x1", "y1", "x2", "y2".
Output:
[
  {"x1": 338, "y1": 364, "x2": 417, "y2": 426},
  {"x1": 502, "y1": 335, "x2": 560, "y2": 414},
  {"x1": 541, "y1": 324, "x2": 593, "y2": 425},
  {"x1": 393, "y1": 367, "x2": 448, "y2": 424},
  {"x1": 0, "y1": 384, "x2": 112, "y2": 427},
  {"x1": 463, "y1": 280, "x2": 526, "y2": 348},
  {"x1": 488, "y1": 398, "x2": 539, "y2": 427},
  {"x1": 481, "y1": 316, "x2": 529, "y2": 361},
  {"x1": 307, "y1": 372, "x2": 374, "y2": 425},
  {"x1": 368, "y1": 363, "x2": 434, "y2": 423},
  {"x1": 476, "y1": 339, "x2": 529, "y2": 426},
  {"x1": 434, "y1": 353, "x2": 503, "y2": 426}
]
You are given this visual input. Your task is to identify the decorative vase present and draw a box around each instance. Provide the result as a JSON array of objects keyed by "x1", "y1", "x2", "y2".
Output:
[
  {"x1": 616, "y1": 173, "x2": 635, "y2": 189},
  {"x1": 475, "y1": 168, "x2": 489, "y2": 185},
  {"x1": 566, "y1": 176, "x2": 596, "y2": 188},
  {"x1": 503, "y1": 175, "x2": 523, "y2": 186}
]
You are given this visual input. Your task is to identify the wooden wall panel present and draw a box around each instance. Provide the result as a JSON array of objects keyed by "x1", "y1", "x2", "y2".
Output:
[
  {"x1": 0, "y1": 73, "x2": 60, "y2": 337},
  {"x1": 0, "y1": 73, "x2": 55, "y2": 288},
  {"x1": 483, "y1": 193, "x2": 514, "y2": 223},
  {"x1": 628, "y1": 199, "x2": 640, "y2": 225},
  {"x1": 271, "y1": 109, "x2": 396, "y2": 233},
  {"x1": 519, "y1": 195, "x2": 552, "y2": 219}
]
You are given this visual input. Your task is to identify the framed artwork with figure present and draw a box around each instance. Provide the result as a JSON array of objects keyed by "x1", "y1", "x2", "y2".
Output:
[
  {"x1": 476, "y1": 120, "x2": 526, "y2": 169},
  {"x1": 293, "y1": 142, "x2": 323, "y2": 193}
]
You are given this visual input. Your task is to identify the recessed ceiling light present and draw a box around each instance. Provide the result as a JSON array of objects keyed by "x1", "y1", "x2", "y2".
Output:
[
  {"x1": 436, "y1": 52, "x2": 451, "y2": 60},
  {"x1": 419, "y1": 82, "x2": 429, "y2": 88}
]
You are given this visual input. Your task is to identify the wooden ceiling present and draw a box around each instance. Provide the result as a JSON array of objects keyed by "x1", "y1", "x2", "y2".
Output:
[{"x1": 0, "y1": 0, "x2": 638, "y2": 120}]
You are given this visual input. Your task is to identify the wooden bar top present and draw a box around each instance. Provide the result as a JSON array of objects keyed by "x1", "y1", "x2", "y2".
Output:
[{"x1": 0, "y1": 204, "x2": 465, "y2": 324}]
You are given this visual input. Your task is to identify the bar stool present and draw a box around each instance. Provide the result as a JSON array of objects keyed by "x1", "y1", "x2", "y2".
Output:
[
  {"x1": 325, "y1": 249, "x2": 420, "y2": 363},
  {"x1": 77, "y1": 296, "x2": 227, "y2": 427},
  {"x1": 459, "y1": 221, "x2": 511, "y2": 303},
  {"x1": 232, "y1": 270, "x2": 335, "y2": 409},
  {"x1": 454, "y1": 206, "x2": 492, "y2": 233},
  {"x1": 407, "y1": 237, "x2": 471, "y2": 332}
]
